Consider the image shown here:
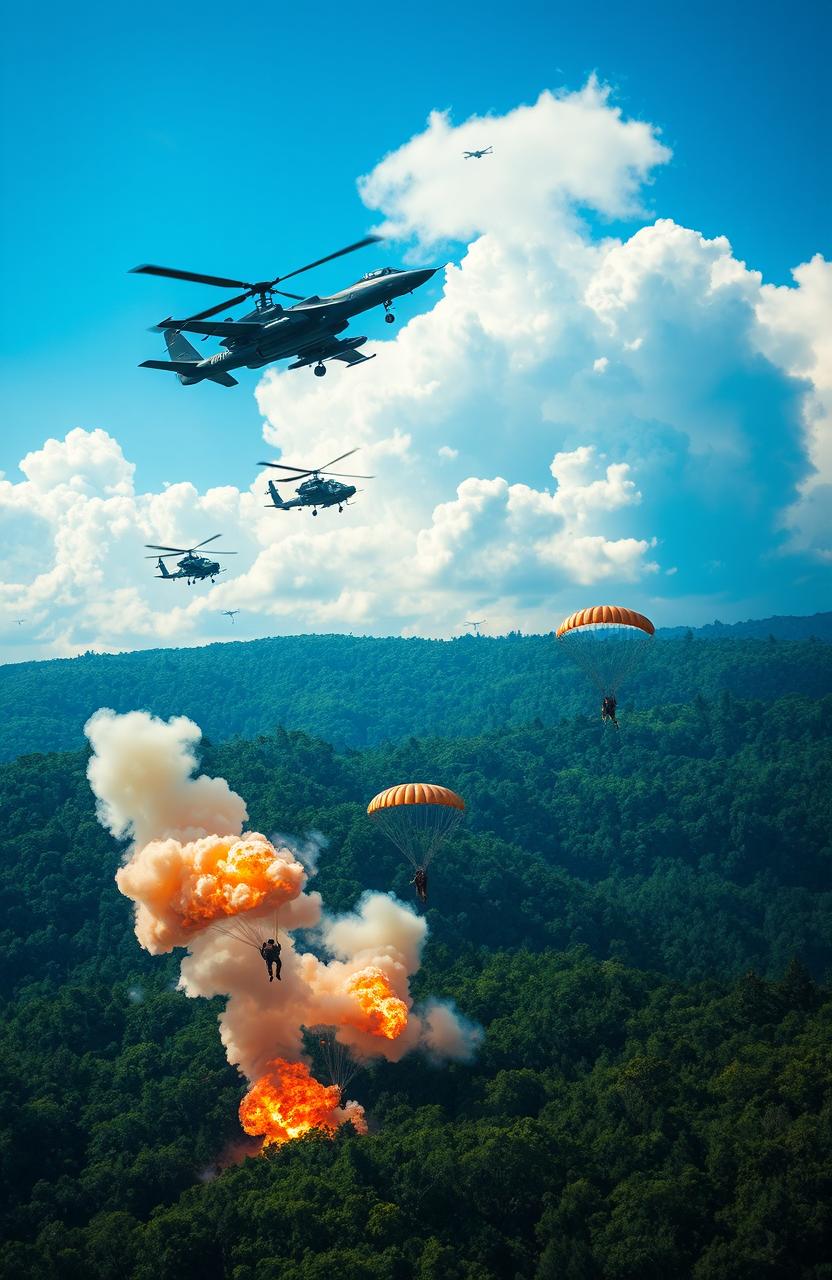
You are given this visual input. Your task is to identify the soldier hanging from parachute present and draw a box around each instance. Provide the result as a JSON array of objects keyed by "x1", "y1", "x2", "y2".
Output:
[
  {"x1": 557, "y1": 606, "x2": 655, "y2": 726},
  {"x1": 367, "y1": 783, "x2": 465, "y2": 906}
]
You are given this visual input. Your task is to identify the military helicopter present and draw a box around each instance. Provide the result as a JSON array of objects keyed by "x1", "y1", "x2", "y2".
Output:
[
  {"x1": 221, "y1": 609, "x2": 240, "y2": 624},
  {"x1": 132, "y1": 236, "x2": 438, "y2": 387},
  {"x1": 260, "y1": 449, "x2": 373, "y2": 516},
  {"x1": 145, "y1": 534, "x2": 237, "y2": 584},
  {"x1": 463, "y1": 147, "x2": 492, "y2": 159}
]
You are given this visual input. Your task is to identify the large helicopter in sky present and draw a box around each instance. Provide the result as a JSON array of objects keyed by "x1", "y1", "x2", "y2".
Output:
[
  {"x1": 132, "y1": 236, "x2": 438, "y2": 387},
  {"x1": 145, "y1": 535, "x2": 236, "y2": 584},
  {"x1": 260, "y1": 449, "x2": 373, "y2": 516}
]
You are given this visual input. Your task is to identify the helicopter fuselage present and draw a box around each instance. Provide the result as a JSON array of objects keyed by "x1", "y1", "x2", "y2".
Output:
[
  {"x1": 157, "y1": 554, "x2": 221, "y2": 582},
  {"x1": 267, "y1": 476, "x2": 356, "y2": 513},
  {"x1": 159, "y1": 267, "x2": 436, "y2": 384}
]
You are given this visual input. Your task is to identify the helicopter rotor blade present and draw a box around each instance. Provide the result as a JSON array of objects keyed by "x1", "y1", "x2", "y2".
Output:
[
  {"x1": 320, "y1": 470, "x2": 375, "y2": 479},
  {"x1": 180, "y1": 291, "x2": 258, "y2": 324},
  {"x1": 192, "y1": 534, "x2": 223, "y2": 550},
  {"x1": 131, "y1": 265, "x2": 254, "y2": 290},
  {"x1": 317, "y1": 448, "x2": 360, "y2": 471},
  {"x1": 270, "y1": 236, "x2": 382, "y2": 287},
  {"x1": 258, "y1": 462, "x2": 315, "y2": 477},
  {"x1": 139, "y1": 237, "x2": 380, "y2": 327},
  {"x1": 145, "y1": 544, "x2": 191, "y2": 554}
]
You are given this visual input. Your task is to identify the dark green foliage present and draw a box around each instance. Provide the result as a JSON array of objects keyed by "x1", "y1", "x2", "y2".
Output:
[
  {"x1": 3, "y1": 956, "x2": 829, "y2": 1279},
  {"x1": 3, "y1": 626, "x2": 831, "y2": 760},
  {"x1": 1, "y1": 670, "x2": 831, "y2": 1276}
]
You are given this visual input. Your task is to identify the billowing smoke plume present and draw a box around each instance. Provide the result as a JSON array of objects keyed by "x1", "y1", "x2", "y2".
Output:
[
  {"x1": 86, "y1": 708, "x2": 481, "y2": 1146},
  {"x1": 86, "y1": 709, "x2": 246, "y2": 847}
]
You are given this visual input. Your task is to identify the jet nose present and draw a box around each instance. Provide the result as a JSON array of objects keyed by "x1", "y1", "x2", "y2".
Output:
[{"x1": 410, "y1": 267, "x2": 439, "y2": 288}]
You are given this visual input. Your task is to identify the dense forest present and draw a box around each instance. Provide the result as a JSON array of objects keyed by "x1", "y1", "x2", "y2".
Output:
[
  {"x1": 3, "y1": 616, "x2": 832, "y2": 760},
  {"x1": 1, "y1": 640, "x2": 831, "y2": 1276}
]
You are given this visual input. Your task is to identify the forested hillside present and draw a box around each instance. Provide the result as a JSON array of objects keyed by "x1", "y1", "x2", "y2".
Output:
[
  {"x1": 1, "y1": 680, "x2": 831, "y2": 1277},
  {"x1": 4, "y1": 621, "x2": 832, "y2": 760}
]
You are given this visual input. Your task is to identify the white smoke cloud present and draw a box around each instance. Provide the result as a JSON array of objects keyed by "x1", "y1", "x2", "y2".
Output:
[
  {"x1": 85, "y1": 707, "x2": 247, "y2": 848},
  {"x1": 418, "y1": 999, "x2": 483, "y2": 1063},
  {"x1": 86, "y1": 709, "x2": 478, "y2": 1086}
]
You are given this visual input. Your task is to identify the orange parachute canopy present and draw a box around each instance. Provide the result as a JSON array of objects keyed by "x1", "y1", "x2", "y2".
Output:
[
  {"x1": 367, "y1": 783, "x2": 465, "y2": 815},
  {"x1": 556, "y1": 605, "x2": 655, "y2": 638},
  {"x1": 367, "y1": 783, "x2": 465, "y2": 870},
  {"x1": 556, "y1": 604, "x2": 655, "y2": 698}
]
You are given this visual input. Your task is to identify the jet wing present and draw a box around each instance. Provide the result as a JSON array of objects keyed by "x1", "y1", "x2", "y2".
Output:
[
  {"x1": 160, "y1": 318, "x2": 264, "y2": 338},
  {"x1": 287, "y1": 336, "x2": 375, "y2": 371},
  {"x1": 329, "y1": 345, "x2": 375, "y2": 366}
]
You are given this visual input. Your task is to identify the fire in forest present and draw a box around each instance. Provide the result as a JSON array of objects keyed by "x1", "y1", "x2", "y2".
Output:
[
  {"x1": 86, "y1": 708, "x2": 482, "y2": 1153},
  {"x1": 240, "y1": 1058, "x2": 367, "y2": 1147}
]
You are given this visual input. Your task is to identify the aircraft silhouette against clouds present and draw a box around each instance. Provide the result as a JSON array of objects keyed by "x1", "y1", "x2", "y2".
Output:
[
  {"x1": 145, "y1": 535, "x2": 237, "y2": 585},
  {"x1": 260, "y1": 448, "x2": 374, "y2": 516},
  {"x1": 221, "y1": 610, "x2": 240, "y2": 624},
  {"x1": 132, "y1": 236, "x2": 438, "y2": 387},
  {"x1": 463, "y1": 146, "x2": 492, "y2": 159}
]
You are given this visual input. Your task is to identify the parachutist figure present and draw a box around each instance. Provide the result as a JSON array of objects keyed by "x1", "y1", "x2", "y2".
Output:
[
  {"x1": 260, "y1": 937, "x2": 282, "y2": 982},
  {"x1": 412, "y1": 866, "x2": 428, "y2": 905},
  {"x1": 601, "y1": 694, "x2": 618, "y2": 728}
]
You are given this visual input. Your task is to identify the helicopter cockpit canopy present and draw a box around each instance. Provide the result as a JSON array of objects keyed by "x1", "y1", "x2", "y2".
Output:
[{"x1": 361, "y1": 267, "x2": 401, "y2": 281}]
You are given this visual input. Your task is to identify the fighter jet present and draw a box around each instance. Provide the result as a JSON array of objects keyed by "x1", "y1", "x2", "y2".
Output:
[
  {"x1": 133, "y1": 236, "x2": 438, "y2": 387},
  {"x1": 463, "y1": 147, "x2": 493, "y2": 159}
]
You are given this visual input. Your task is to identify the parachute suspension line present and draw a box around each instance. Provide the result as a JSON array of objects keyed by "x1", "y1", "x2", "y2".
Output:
[
  {"x1": 558, "y1": 623, "x2": 653, "y2": 696},
  {"x1": 307, "y1": 1025, "x2": 361, "y2": 1094},
  {"x1": 210, "y1": 920, "x2": 262, "y2": 951},
  {"x1": 371, "y1": 803, "x2": 464, "y2": 869},
  {"x1": 209, "y1": 909, "x2": 277, "y2": 952}
]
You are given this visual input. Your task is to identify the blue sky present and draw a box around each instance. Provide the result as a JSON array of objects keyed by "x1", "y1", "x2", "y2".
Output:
[
  {"x1": 2, "y1": 0, "x2": 827, "y2": 489},
  {"x1": 1, "y1": 0, "x2": 830, "y2": 657}
]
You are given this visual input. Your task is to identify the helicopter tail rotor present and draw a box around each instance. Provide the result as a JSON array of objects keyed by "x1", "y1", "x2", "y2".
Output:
[{"x1": 265, "y1": 480, "x2": 285, "y2": 509}]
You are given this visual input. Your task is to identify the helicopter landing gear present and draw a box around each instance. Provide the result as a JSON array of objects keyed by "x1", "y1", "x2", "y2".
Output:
[
  {"x1": 384, "y1": 301, "x2": 395, "y2": 324},
  {"x1": 338, "y1": 505, "x2": 343, "y2": 513},
  {"x1": 313, "y1": 362, "x2": 326, "y2": 377},
  {"x1": 312, "y1": 508, "x2": 318, "y2": 517}
]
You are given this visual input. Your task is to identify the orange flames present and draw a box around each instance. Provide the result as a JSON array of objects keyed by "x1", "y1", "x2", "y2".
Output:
[
  {"x1": 346, "y1": 965, "x2": 408, "y2": 1039},
  {"x1": 239, "y1": 1058, "x2": 364, "y2": 1147},
  {"x1": 181, "y1": 834, "x2": 302, "y2": 929}
]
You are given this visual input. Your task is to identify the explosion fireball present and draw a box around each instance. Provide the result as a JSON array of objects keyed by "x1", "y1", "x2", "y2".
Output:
[
  {"x1": 346, "y1": 966, "x2": 409, "y2": 1039},
  {"x1": 240, "y1": 1058, "x2": 367, "y2": 1147},
  {"x1": 114, "y1": 830, "x2": 306, "y2": 953}
]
